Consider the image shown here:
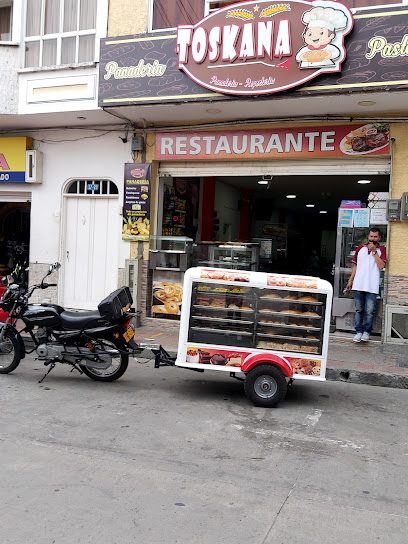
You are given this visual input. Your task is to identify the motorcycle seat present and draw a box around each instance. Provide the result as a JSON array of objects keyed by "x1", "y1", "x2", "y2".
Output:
[{"x1": 59, "y1": 310, "x2": 106, "y2": 330}]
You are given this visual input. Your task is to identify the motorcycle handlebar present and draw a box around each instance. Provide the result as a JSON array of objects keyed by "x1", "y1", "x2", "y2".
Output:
[{"x1": 42, "y1": 283, "x2": 57, "y2": 288}]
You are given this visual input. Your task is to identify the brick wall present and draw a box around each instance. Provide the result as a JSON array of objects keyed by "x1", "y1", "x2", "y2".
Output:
[{"x1": 386, "y1": 275, "x2": 408, "y2": 306}]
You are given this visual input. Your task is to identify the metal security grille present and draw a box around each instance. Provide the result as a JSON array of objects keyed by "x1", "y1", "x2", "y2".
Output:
[{"x1": 65, "y1": 179, "x2": 118, "y2": 196}]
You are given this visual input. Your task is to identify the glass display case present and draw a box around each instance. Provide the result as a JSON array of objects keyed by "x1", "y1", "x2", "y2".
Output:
[
  {"x1": 192, "y1": 242, "x2": 259, "y2": 270},
  {"x1": 149, "y1": 236, "x2": 193, "y2": 319},
  {"x1": 149, "y1": 236, "x2": 193, "y2": 271},
  {"x1": 188, "y1": 281, "x2": 326, "y2": 353}
]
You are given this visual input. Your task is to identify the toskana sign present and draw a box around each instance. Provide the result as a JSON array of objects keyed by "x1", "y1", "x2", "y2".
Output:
[{"x1": 176, "y1": 0, "x2": 353, "y2": 95}]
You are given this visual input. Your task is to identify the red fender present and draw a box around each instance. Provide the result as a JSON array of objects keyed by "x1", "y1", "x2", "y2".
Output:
[{"x1": 241, "y1": 353, "x2": 293, "y2": 377}]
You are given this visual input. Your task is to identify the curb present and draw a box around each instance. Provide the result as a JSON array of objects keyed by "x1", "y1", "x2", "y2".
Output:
[{"x1": 326, "y1": 368, "x2": 408, "y2": 389}]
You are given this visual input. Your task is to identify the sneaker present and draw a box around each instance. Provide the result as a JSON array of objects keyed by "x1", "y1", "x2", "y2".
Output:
[
  {"x1": 361, "y1": 332, "x2": 370, "y2": 342},
  {"x1": 353, "y1": 332, "x2": 363, "y2": 343}
]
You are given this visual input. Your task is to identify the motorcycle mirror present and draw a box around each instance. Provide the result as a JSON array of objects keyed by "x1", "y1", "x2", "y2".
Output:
[{"x1": 0, "y1": 276, "x2": 8, "y2": 286}]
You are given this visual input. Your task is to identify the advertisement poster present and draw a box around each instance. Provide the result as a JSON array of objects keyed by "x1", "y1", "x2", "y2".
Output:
[
  {"x1": 122, "y1": 163, "x2": 151, "y2": 240},
  {"x1": 353, "y1": 208, "x2": 370, "y2": 228},
  {"x1": 152, "y1": 280, "x2": 183, "y2": 315},
  {"x1": 338, "y1": 209, "x2": 354, "y2": 228}
]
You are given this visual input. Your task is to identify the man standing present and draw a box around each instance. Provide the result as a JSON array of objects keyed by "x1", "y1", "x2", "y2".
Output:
[{"x1": 346, "y1": 228, "x2": 386, "y2": 342}]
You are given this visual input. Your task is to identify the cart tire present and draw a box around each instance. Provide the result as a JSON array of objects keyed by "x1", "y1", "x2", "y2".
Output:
[{"x1": 244, "y1": 364, "x2": 287, "y2": 408}]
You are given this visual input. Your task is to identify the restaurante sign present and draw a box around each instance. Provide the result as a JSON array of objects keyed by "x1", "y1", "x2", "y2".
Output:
[
  {"x1": 156, "y1": 124, "x2": 390, "y2": 160},
  {"x1": 176, "y1": 0, "x2": 353, "y2": 95}
]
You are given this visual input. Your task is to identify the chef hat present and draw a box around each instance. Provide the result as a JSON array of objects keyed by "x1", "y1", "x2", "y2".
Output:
[{"x1": 302, "y1": 6, "x2": 348, "y2": 32}]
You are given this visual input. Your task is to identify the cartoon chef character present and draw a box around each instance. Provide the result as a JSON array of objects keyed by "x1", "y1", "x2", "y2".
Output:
[{"x1": 296, "y1": 6, "x2": 349, "y2": 69}]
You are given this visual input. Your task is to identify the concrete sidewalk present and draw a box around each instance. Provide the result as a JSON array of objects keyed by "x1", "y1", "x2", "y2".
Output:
[{"x1": 134, "y1": 324, "x2": 408, "y2": 389}]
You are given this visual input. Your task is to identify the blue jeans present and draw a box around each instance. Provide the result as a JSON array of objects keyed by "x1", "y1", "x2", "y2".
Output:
[{"x1": 354, "y1": 291, "x2": 377, "y2": 334}]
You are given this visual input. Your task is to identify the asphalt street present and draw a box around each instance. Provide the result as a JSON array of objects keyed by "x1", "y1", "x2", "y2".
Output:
[{"x1": 1, "y1": 354, "x2": 407, "y2": 544}]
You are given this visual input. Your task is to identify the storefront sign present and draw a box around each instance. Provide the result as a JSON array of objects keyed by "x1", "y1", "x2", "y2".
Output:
[
  {"x1": 122, "y1": 163, "x2": 151, "y2": 241},
  {"x1": 99, "y1": 6, "x2": 408, "y2": 105},
  {"x1": 0, "y1": 137, "x2": 31, "y2": 182},
  {"x1": 176, "y1": 0, "x2": 353, "y2": 95},
  {"x1": 156, "y1": 123, "x2": 390, "y2": 160}
]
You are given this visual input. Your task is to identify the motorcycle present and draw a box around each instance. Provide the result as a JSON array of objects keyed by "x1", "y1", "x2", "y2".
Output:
[{"x1": 0, "y1": 263, "x2": 141, "y2": 382}]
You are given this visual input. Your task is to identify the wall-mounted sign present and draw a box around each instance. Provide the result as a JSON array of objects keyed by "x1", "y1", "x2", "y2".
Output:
[
  {"x1": 156, "y1": 123, "x2": 390, "y2": 160},
  {"x1": 0, "y1": 137, "x2": 32, "y2": 182},
  {"x1": 176, "y1": 0, "x2": 353, "y2": 95},
  {"x1": 99, "y1": 6, "x2": 408, "y2": 105},
  {"x1": 122, "y1": 163, "x2": 151, "y2": 241}
]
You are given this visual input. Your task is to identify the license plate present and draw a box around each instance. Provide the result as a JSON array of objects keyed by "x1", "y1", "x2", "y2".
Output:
[{"x1": 123, "y1": 326, "x2": 135, "y2": 343}]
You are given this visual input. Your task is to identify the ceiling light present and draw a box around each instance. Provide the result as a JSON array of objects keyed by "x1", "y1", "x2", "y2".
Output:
[
  {"x1": 358, "y1": 101, "x2": 376, "y2": 106},
  {"x1": 306, "y1": 204, "x2": 315, "y2": 208},
  {"x1": 358, "y1": 179, "x2": 371, "y2": 184},
  {"x1": 258, "y1": 180, "x2": 268, "y2": 185},
  {"x1": 319, "y1": 210, "x2": 328, "y2": 214},
  {"x1": 206, "y1": 108, "x2": 221, "y2": 113},
  {"x1": 286, "y1": 194, "x2": 296, "y2": 199}
]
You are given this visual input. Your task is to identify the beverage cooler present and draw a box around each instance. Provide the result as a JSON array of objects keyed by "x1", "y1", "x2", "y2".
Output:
[{"x1": 332, "y1": 211, "x2": 386, "y2": 333}]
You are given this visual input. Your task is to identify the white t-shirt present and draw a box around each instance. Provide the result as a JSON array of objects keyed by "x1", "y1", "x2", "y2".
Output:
[{"x1": 351, "y1": 244, "x2": 386, "y2": 294}]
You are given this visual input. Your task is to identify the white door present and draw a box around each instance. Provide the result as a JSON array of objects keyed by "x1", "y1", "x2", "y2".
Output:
[{"x1": 63, "y1": 182, "x2": 119, "y2": 309}]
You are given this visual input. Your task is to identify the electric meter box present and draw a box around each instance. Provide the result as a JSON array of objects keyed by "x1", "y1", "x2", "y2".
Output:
[
  {"x1": 401, "y1": 193, "x2": 408, "y2": 221},
  {"x1": 386, "y1": 199, "x2": 402, "y2": 221}
]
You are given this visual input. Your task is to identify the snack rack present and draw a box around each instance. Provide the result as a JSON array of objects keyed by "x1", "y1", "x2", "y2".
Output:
[{"x1": 153, "y1": 267, "x2": 333, "y2": 407}]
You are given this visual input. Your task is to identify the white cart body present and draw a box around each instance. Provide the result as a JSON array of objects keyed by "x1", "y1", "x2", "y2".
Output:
[{"x1": 175, "y1": 267, "x2": 333, "y2": 381}]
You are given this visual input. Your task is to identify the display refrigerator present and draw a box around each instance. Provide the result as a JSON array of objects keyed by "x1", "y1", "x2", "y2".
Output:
[{"x1": 332, "y1": 210, "x2": 386, "y2": 333}]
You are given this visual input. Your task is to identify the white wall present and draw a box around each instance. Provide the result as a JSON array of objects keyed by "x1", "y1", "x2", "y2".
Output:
[{"x1": 21, "y1": 129, "x2": 133, "y2": 266}]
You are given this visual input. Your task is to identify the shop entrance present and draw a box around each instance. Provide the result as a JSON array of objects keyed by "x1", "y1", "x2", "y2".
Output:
[
  {"x1": 157, "y1": 170, "x2": 389, "y2": 281},
  {"x1": 0, "y1": 199, "x2": 31, "y2": 277},
  {"x1": 211, "y1": 172, "x2": 390, "y2": 280}
]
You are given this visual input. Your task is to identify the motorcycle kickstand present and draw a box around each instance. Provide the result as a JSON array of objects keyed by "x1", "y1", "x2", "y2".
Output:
[
  {"x1": 70, "y1": 361, "x2": 84, "y2": 375},
  {"x1": 39, "y1": 361, "x2": 57, "y2": 383}
]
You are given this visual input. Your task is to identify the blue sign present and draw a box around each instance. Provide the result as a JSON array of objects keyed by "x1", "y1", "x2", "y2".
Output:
[{"x1": 87, "y1": 183, "x2": 99, "y2": 191}]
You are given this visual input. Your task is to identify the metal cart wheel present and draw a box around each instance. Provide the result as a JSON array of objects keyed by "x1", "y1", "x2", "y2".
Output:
[{"x1": 244, "y1": 364, "x2": 288, "y2": 408}]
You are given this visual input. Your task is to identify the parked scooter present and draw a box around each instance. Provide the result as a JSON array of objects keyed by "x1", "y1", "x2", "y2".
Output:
[{"x1": 0, "y1": 263, "x2": 141, "y2": 382}]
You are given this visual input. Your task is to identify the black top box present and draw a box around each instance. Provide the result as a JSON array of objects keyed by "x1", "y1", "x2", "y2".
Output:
[{"x1": 98, "y1": 286, "x2": 133, "y2": 321}]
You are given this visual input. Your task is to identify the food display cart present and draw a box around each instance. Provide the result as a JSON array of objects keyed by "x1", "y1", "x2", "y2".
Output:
[{"x1": 153, "y1": 267, "x2": 333, "y2": 407}]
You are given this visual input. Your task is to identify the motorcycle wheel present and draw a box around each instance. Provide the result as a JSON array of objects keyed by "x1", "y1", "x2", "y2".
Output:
[
  {"x1": 0, "y1": 334, "x2": 21, "y2": 374},
  {"x1": 79, "y1": 339, "x2": 129, "y2": 382}
]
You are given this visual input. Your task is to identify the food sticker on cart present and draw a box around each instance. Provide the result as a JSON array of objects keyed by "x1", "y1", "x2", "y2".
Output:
[
  {"x1": 289, "y1": 358, "x2": 321, "y2": 376},
  {"x1": 267, "y1": 275, "x2": 318, "y2": 289},
  {"x1": 186, "y1": 347, "x2": 250, "y2": 367},
  {"x1": 200, "y1": 269, "x2": 250, "y2": 282}
]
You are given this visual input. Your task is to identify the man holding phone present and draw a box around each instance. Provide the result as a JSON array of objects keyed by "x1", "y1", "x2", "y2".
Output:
[{"x1": 346, "y1": 228, "x2": 387, "y2": 342}]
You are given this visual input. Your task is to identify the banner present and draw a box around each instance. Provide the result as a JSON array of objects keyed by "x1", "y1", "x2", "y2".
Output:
[
  {"x1": 156, "y1": 123, "x2": 390, "y2": 160},
  {"x1": 0, "y1": 137, "x2": 31, "y2": 183},
  {"x1": 99, "y1": 6, "x2": 408, "y2": 105},
  {"x1": 122, "y1": 163, "x2": 151, "y2": 241}
]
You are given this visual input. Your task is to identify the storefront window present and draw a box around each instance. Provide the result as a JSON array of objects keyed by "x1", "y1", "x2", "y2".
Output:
[
  {"x1": 150, "y1": 0, "x2": 404, "y2": 30},
  {"x1": 24, "y1": 0, "x2": 97, "y2": 68},
  {"x1": 343, "y1": 0, "x2": 403, "y2": 7},
  {"x1": 0, "y1": 4, "x2": 12, "y2": 41}
]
